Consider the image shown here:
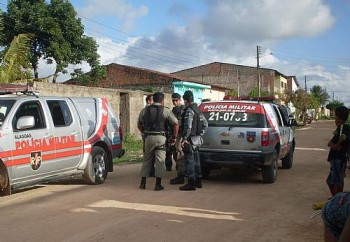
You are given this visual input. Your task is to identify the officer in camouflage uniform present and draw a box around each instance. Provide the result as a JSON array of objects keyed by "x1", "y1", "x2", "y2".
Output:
[
  {"x1": 180, "y1": 90, "x2": 208, "y2": 191},
  {"x1": 138, "y1": 92, "x2": 179, "y2": 191},
  {"x1": 169, "y1": 93, "x2": 186, "y2": 184}
]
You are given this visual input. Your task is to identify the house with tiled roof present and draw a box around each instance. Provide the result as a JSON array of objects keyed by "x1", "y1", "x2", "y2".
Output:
[{"x1": 65, "y1": 63, "x2": 230, "y2": 103}]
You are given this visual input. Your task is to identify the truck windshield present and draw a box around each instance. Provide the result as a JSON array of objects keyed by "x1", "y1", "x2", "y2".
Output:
[{"x1": 0, "y1": 100, "x2": 16, "y2": 126}]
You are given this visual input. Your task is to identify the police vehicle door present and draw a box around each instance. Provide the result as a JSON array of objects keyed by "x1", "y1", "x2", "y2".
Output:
[
  {"x1": 272, "y1": 105, "x2": 289, "y2": 158},
  {"x1": 10, "y1": 100, "x2": 54, "y2": 184},
  {"x1": 46, "y1": 99, "x2": 83, "y2": 170}
]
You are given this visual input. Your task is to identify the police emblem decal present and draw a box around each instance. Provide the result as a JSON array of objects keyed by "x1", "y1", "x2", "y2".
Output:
[
  {"x1": 30, "y1": 151, "x2": 42, "y2": 170},
  {"x1": 246, "y1": 131, "x2": 256, "y2": 143}
]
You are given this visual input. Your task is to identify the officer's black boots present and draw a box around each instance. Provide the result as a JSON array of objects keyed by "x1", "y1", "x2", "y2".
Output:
[
  {"x1": 154, "y1": 177, "x2": 164, "y2": 191},
  {"x1": 195, "y1": 178, "x2": 202, "y2": 188},
  {"x1": 139, "y1": 177, "x2": 146, "y2": 189},
  {"x1": 170, "y1": 175, "x2": 185, "y2": 185},
  {"x1": 179, "y1": 178, "x2": 196, "y2": 191}
]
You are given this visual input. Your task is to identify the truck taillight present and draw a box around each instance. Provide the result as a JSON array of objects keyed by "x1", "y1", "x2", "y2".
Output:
[
  {"x1": 261, "y1": 131, "x2": 269, "y2": 146},
  {"x1": 119, "y1": 127, "x2": 123, "y2": 143}
]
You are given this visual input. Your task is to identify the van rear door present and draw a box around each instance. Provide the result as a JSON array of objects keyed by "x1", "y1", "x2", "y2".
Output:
[{"x1": 199, "y1": 101, "x2": 265, "y2": 151}]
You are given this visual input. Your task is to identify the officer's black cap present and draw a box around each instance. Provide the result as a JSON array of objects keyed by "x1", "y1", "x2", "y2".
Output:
[
  {"x1": 172, "y1": 93, "x2": 181, "y2": 100},
  {"x1": 153, "y1": 92, "x2": 164, "y2": 103},
  {"x1": 183, "y1": 90, "x2": 194, "y2": 102}
]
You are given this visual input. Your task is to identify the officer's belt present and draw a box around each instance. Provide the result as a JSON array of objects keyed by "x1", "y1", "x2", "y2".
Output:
[{"x1": 145, "y1": 131, "x2": 166, "y2": 136}]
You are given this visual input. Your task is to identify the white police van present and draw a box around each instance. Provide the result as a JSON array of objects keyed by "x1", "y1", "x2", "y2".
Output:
[
  {"x1": 0, "y1": 84, "x2": 125, "y2": 196},
  {"x1": 198, "y1": 96, "x2": 296, "y2": 183}
]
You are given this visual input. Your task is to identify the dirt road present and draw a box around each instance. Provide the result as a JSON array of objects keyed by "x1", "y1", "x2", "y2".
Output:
[{"x1": 1, "y1": 120, "x2": 348, "y2": 242}]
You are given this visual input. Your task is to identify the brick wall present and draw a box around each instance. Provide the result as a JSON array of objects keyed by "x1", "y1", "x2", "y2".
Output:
[{"x1": 173, "y1": 62, "x2": 277, "y2": 96}]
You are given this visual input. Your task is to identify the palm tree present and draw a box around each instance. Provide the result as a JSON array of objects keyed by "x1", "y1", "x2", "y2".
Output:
[
  {"x1": 310, "y1": 85, "x2": 329, "y2": 107},
  {"x1": 0, "y1": 33, "x2": 33, "y2": 83},
  {"x1": 0, "y1": 15, "x2": 33, "y2": 83}
]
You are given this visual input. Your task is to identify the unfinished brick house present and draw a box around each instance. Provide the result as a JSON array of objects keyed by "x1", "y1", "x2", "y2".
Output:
[{"x1": 172, "y1": 62, "x2": 300, "y2": 98}]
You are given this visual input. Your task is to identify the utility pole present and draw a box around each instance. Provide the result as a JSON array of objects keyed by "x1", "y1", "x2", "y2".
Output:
[
  {"x1": 304, "y1": 75, "x2": 307, "y2": 93},
  {"x1": 237, "y1": 70, "x2": 240, "y2": 97},
  {"x1": 257, "y1": 45, "x2": 261, "y2": 96}
]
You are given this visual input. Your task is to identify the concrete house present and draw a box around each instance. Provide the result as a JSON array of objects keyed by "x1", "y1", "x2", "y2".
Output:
[{"x1": 172, "y1": 62, "x2": 300, "y2": 98}]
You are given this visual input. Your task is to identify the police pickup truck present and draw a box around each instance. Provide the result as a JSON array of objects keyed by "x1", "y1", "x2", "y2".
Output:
[
  {"x1": 198, "y1": 96, "x2": 296, "y2": 183},
  {"x1": 0, "y1": 86, "x2": 125, "y2": 196}
]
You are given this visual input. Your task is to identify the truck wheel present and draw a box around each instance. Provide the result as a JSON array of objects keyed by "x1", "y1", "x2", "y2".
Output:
[
  {"x1": 201, "y1": 166, "x2": 211, "y2": 180},
  {"x1": 0, "y1": 164, "x2": 11, "y2": 196},
  {"x1": 282, "y1": 145, "x2": 294, "y2": 169},
  {"x1": 262, "y1": 150, "x2": 277, "y2": 183},
  {"x1": 83, "y1": 146, "x2": 108, "y2": 185}
]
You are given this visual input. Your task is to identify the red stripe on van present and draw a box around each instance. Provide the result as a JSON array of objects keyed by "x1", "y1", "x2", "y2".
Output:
[{"x1": 85, "y1": 98, "x2": 109, "y2": 145}]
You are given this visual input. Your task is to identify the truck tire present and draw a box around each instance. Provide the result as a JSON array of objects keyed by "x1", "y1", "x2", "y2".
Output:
[
  {"x1": 0, "y1": 164, "x2": 11, "y2": 196},
  {"x1": 282, "y1": 145, "x2": 294, "y2": 169},
  {"x1": 83, "y1": 146, "x2": 108, "y2": 185},
  {"x1": 262, "y1": 150, "x2": 277, "y2": 183}
]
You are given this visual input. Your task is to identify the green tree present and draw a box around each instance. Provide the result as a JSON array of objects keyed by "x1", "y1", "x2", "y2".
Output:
[
  {"x1": 308, "y1": 95, "x2": 320, "y2": 110},
  {"x1": 227, "y1": 89, "x2": 238, "y2": 97},
  {"x1": 310, "y1": 85, "x2": 329, "y2": 107},
  {"x1": 2, "y1": 0, "x2": 104, "y2": 83},
  {"x1": 287, "y1": 89, "x2": 311, "y2": 124},
  {"x1": 248, "y1": 87, "x2": 269, "y2": 98}
]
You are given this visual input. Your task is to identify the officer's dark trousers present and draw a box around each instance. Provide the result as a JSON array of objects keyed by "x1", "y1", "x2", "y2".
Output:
[
  {"x1": 165, "y1": 145, "x2": 174, "y2": 169},
  {"x1": 184, "y1": 148, "x2": 201, "y2": 179}
]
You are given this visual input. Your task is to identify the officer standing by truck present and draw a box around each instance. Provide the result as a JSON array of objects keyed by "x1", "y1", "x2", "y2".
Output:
[
  {"x1": 169, "y1": 93, "x2": 186, "y2": 184},
  {"x1": 180, "y1": 90, "x2": 208, "y2": 191},
  {"x1": 138, "y1": 92, "x2": 179, "y2": 191},
  {"x1": 165, "y1": 93, "x2": 185, "y2": 171}
]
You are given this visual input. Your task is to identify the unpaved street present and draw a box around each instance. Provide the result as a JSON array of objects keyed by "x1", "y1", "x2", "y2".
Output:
[{"x1": 1, "y1": 120, "x2": 348, "y2": 242}]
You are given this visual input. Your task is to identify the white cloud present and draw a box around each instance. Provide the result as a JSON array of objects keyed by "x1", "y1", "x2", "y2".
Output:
[
  {"x1": 77, "y1": 0, "x2": 148, "y2": 32},
  {"x1": 114, "y1": 0, "x2": 335, "y2": 71}
]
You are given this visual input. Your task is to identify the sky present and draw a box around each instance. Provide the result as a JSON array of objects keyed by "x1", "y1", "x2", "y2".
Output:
[{"x1": 2, "y1": 0, "x2": 350, "y2": 105}]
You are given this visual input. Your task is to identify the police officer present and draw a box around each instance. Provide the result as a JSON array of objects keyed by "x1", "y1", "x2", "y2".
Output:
[
  {"x1": 169, "y1": 93, "x2": 187, "y2": 184},
  {"x1": 142, "y1": 94, "x2": 155, "y2": 177},
  {"x1": 180, "y1": 90, "x2": 208, "y2": 191},
  {"x1": 165, "y1": 93, "x2": 185, "y2": 171},
  {"x1": 138, "y1": 92, "x2": 179, "y2": 191}
]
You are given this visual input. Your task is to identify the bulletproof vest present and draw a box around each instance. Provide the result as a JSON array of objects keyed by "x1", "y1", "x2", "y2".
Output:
[
  {"x1": 182, "y1": 103, "x2": 203, "y2": 136},
  {"x1": 143, "y1": 105, "x2": 166, "y2": 132}
]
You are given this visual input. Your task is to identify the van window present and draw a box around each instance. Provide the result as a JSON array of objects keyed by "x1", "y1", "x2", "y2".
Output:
[
  {"x1": 47, "y1": 100, "x2": 72, "y2": 127},
  {"x1": 13, "y1": 101, "x2": 46, "y2": 130},
  {"x1": 0, "y1": 100, "x2": 15, "y2": 126}
]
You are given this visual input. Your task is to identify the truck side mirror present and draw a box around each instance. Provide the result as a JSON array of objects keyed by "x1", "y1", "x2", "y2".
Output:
[
  {"x1": 288, "y1": 118, "x2": 297, "y2": 126},
  {"x1": 17, "y1": 116, "x2": 35, "y2": 130}
]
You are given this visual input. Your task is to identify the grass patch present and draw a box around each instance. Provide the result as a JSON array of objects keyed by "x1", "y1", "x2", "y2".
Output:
[{"x1": 113, "y1": 133, "x2": 143, "y2": 164}]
